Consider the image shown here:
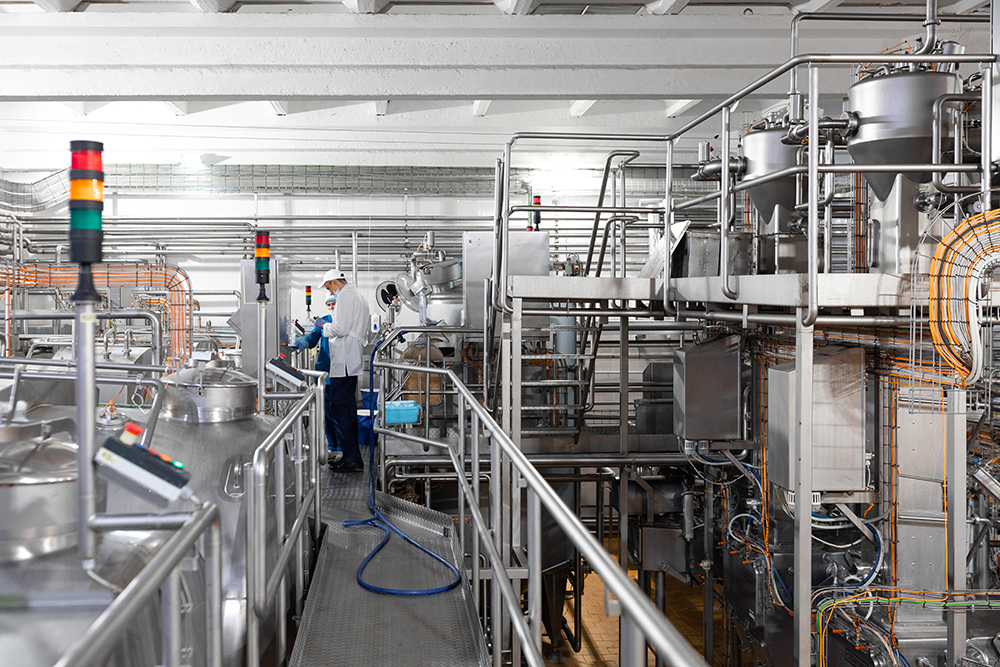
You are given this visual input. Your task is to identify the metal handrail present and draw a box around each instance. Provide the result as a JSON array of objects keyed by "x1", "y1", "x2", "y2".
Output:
[
  {"x1": 245, "y1": 386, "x2": 324, "y2": 667},
  {"x1": 53, "y1": 503, "x2": 223, "y2": 667},
  {"x1": 374, "y1": 359, "x2": 708, "y2": 667}
]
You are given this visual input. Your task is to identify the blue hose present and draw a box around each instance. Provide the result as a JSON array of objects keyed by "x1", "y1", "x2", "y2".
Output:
[{"x1": 342, "y1": 337, "x2": 461, "y2": 596}]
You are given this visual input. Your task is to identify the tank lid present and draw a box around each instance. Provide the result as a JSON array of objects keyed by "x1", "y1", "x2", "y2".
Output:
[
  {"x1": 161, "y1": 366, "x2": 257, "y2": 423},
  {"x1": 0, "y1": 438, "x2": 77, "y2": 485},
  {"x1": 163, "y1": 366, "x2": 256, "y2": 389}
]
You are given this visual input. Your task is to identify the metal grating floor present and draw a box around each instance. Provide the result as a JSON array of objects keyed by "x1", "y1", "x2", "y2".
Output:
[{"x1": 289, "y1": 469, "x2": 489, "y2": 667}]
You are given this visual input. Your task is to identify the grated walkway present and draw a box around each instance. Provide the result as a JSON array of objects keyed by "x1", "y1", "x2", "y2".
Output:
[{"x1": 289, "y1": 468, "x2": 489, "y2": 667}]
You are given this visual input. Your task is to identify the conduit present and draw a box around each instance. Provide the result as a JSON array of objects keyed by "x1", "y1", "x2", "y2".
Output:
[{"x1": 928, "y1": 208, "x2": 1000, "y2": 385}]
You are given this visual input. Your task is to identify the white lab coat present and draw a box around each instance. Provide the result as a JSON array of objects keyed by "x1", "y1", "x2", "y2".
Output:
[{"x1": 322, "y1": 283, "x2": 370, "y2": 377}]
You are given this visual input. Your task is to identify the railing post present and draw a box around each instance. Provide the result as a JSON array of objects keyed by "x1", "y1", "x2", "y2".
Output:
[
  {"x1": 313, "y1": 384, "x2": 323, "y2": 527},
  {"x1": 491, "y1": 414, "x2": 503, "y2": 667},
  {"x1": 527, "y1": 488, "x2": 542, "y2": 655},
  {"x1": 472, "y1": 410, "x2": 481, "y2": 611},
  {"x1": 294, "y1": 418, "x2": 305, "y2": 616},
  {"x1": 245, "y1": 460, "x2": 259, "y2": 667},
  {"x1": 207, "y1": 517, "x2": 223, "y2": 667},
  {"x1": 458, "y1": 395, "x2": 466, "y2": 559},
  {"x1": 161, "y1": 567, "x2": 182, "y2": 667},
  {"x1": 275, "y1": 428, "x2": 287, "y2": 664}
]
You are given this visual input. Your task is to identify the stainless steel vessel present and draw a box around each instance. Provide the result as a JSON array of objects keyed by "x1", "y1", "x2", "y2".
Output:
[
  {"x1": 111, "y1": 365, "x2": 293, "y2": 667},
  {"x1": 0, "y1": 436, "x2": 79, "y2": 562},
  {"x1": 741, "y1": 127, "x2": 800, "y2": 227},
  {"x1": 847, "y1": 69, "x2": 961, "y2": 200},
  {"x1": 0, "y1": 405, "x2": 161, "y2": 667}
]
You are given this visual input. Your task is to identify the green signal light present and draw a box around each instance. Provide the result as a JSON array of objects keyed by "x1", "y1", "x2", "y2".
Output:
[{"x1": 172, "y1": 460, "x2": 184, "y2": 469}]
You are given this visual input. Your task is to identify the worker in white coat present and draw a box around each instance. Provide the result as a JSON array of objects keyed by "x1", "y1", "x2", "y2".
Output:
[{"x1": 321, "y1": 270, "x2": 370, "y2": 472}]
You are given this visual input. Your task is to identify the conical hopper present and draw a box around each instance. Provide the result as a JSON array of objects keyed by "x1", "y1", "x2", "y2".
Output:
[
  {"x1": 742, "y1": 127, "x2": 799, "y2": 227},
  {"x1": 847, "y1": 70, "x2": 960, "y2": 201}
]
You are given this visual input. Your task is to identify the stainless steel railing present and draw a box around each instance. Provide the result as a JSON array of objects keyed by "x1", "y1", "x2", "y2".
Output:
[
  {"x1": 374, "y1": 359, "x2": 707, "y2": 667},
  {"x1": 55, "y1": 503, "x2": 224, "y2": 667},
  {"x1": 245, "y1": 378, "x2": 325, "y2": 667}
]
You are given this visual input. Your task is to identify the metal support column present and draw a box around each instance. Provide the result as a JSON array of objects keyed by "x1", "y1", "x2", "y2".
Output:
[
  {"x1": 75, "y1": 301, "x2": 98, "y2": 567},
  {"x1": 703, "y1": 467, "x2": 715, "y2": 665},
  {"x1": 946, "y1": 388, "x2": 967, "y2": 667},
  {"x1": 793, "y1": 309, "x2": 814, "y2": 667}
]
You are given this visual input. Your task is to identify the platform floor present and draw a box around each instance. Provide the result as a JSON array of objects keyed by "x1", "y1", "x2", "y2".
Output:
[{"x1": 289, "y1": 467, "x2": 489, "y2": 667}]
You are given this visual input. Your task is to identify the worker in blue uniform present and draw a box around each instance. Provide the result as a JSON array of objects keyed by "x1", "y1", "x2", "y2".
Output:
[{"x1": 293, "y1": 294, "x2": 342, "y2": 457}]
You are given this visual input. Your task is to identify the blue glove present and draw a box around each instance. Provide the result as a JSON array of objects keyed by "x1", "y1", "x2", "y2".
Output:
[
  {"x1": 314, "y1": 316, "x2": 327, "y2": 330},
  {"x1": 293, "y1": 338, "x2": 307, "y2": 350}
]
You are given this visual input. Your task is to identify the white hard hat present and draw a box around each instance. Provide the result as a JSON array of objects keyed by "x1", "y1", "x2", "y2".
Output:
[{"x1": 322, "y1": 269, "x2": 340, "y2": 284}]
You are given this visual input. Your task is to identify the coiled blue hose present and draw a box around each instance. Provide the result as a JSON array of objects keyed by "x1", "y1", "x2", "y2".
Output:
[{"x1": 341, "y1": 338, "x2": 461, "y2": 596}]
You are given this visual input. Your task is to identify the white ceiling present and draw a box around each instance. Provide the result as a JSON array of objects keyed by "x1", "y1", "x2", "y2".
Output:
[{"x1": 0, "y1": 3, "x2": 990, "y2": 171}]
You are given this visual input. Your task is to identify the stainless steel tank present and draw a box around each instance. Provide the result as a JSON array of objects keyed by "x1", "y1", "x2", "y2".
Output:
[
  {"x1": 0, "y1": 433, "x2": 78, "y2": 562},
  {"x1": 0, "y1": 408, "x2": 161, "y2": 667},
  {"x1": 741, "y1": 127, "x2": 800, "y2": 227},
  {"x1": 111, "y1": 366, "x2": 294, "y2": 667},
  {"x1": 847, "y1": 70, "x2": 961, "y2": 200}
]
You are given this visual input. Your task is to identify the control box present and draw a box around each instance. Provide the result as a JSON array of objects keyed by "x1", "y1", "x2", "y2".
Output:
[{"x1": 95, "y1": 423, "x2": 192, "y2": 507}]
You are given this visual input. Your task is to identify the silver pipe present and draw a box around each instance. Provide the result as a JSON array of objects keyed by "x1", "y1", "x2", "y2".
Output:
[
  {"x1": 76, "y1": 301, "x2": 97, "y2": 568},
  {"x1": 676, "y1": 309, "x2": 917, "y2": 327},
  {"x1": 671, "y1": 52, "x2": 992, "y2": 141},
  {"x1": 4, "y1": 309, "x2": 163, "y2": 367},
  {"x1": 932, "y1": 92, "x2": 982, "y2": 194},
  {"x1": 89, "y1": 512, "x2": 192, "y2": 531},
  {"x1": 257, "y1": 303, "x2": 266, "y2": 413},
  {"x1": 823, "y1": 139, "x2": 833, "y2": 274},
  {"x1": 139, "y1": 379, "x2": 166, "y2": 448},
  {"x1": 982, "y1": 67, "x2": 993, "y2": 209},
  {"x1": 664, "y1": 140, "x2": 676, "y2": 316},
  {"x1": 720, "y1": 106, "x2": 737, "y2": 300},
  {"x1": 912, "y1": 0, "x2": 940, "y2": 57},
  {"x1": 161, "y1": 568, "x2": 182, "y2": 667},
  {"x1": 789, "y1": 12, "x2": 988, "y2": 95},
  {"x1": 803, "y1": 67, "x2": 820, "y2": 327},
  {"x1": 53, "y1": 505, "x2": 220, "y2": 667},
  {"x1": 0, "y1": 357, "x2": 169, "y2": 374},
  {"x1": 275, "y1": 414, "x2": 287, "y2": 664},
  {"x1": 676, "y1": 162, "x2": 983, "y2": 212},
  {"x1": 352, "y1": 231, "x2": 359, "y2": 284}
]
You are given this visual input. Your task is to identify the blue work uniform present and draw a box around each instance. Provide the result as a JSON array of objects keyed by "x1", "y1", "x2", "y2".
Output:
[{"x1": 296, "y1": 316, "x2": 340, "y2": 453}]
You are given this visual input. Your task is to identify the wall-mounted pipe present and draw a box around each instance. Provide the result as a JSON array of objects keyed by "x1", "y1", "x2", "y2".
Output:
[{"x1": 3, "y1": 309, "x2": 163, "y2": 367}]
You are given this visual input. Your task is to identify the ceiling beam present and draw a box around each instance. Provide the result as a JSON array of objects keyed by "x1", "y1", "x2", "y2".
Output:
[
  {"x1": 494, "y1": 0, "x2": 539, "y2": 14},
  {"x1": 644, "y1": 0, "x2": 689, "y2": 15},
  {"x1": 61, "y1": 102, "x2": 107, "y2": 116},
  {"x1": 188, "y1": 0, "x2": 237, "y2": 12},
  {"x1": 163, "y1": 101, "x2": 188, "y2": 116},
  {"x1": 32, "y1": 0, "x2": 80, "y2": 11},
  {"x1": 940, "y1": 0, "x2": 990, "y2": 13},
  {"x1": 791, "y1": 0, "x2": 846, "y2": 14},
  {"x1": 342, "y1": 0, "x2": 389, "y2": 13},
  {"x1": 472, "y1": 100, "x2": 491, "y2": 116},
  {"x1": 569, "y1": 100, "x2": 596, "y2": 117},
  {"x1": 664, "y1": 99, "x2": 699, "y2": 118},
  {"x1": 0, "y1": 15, "x2": 984, "y2": 102},
  {"x1": 373, "y1": 100, "x2": 388, "y2": 116}
]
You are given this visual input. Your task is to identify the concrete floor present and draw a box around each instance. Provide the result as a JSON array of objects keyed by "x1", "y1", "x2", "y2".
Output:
[{"x1": 543, "y1": 567, "x2": 727, "y2": 667}]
